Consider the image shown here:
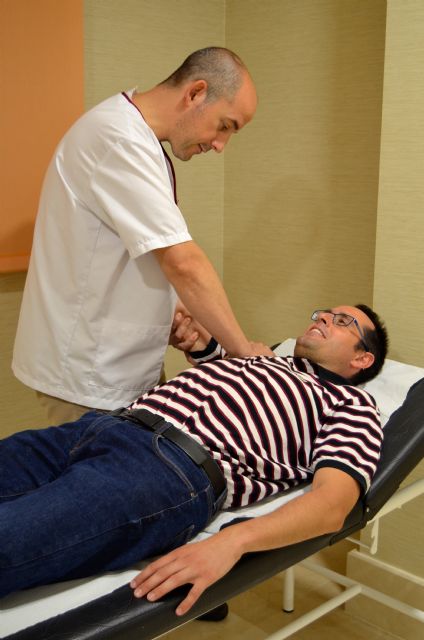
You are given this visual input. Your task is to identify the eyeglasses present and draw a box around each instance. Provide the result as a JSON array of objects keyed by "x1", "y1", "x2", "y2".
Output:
[{"x1": 311, "y1": 310, "x2": 370, "y2": 352}]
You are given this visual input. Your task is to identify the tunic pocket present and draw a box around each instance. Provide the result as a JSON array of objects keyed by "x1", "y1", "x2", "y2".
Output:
[{"x1": 88, "y1": 320, "x2": 170, "y2": 392}]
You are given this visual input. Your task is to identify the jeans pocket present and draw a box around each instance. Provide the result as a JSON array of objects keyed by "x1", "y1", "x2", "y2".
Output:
[
  {"x1": 153, "y1": 435, "x2": 200, "y2": 497},
  {"x1": 69, "y1": 413, "x2": 113, "y2": 458}
]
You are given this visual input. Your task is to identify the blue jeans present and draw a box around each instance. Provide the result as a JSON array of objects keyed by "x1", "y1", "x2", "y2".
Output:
[{"x1": 0, "y1": 412, "x2": 222, "y2": 597}]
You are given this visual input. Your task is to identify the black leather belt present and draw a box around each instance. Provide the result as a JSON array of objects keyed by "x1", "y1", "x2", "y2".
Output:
[{"x1": 110, "y1": 407, "x2": 227, "y2": 499}]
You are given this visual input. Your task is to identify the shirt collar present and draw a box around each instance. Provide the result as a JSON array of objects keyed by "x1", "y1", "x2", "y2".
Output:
[
  {"x1": 312, "y1": 362, "x2": 350, "y2": 385},
  {"x1": 291, "y1": 356, "x2": 350, "y2": 385}
]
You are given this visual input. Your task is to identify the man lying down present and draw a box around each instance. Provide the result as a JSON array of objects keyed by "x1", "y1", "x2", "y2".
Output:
[{"x1": 0, "y1": 305, "x2": 388, "y2": 616}]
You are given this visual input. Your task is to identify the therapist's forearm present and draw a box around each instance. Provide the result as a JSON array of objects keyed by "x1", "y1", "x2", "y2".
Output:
[{"x1": 156, "y1": 242, "x2": 252, "y2": 357}]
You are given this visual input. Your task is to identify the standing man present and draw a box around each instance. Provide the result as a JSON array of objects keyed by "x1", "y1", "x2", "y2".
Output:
[{"x1": 13, "y1": 47, "x2": 266, "y2": 423}]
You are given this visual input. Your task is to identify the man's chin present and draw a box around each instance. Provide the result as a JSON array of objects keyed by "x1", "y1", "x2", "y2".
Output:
[
  {"x1": 171, "y1": 144, "x2": 202, "y2": 162},
  {"x1": 293, "y1": 339, "x2": 303, "y2": 358},
  {"x1": 167, "y1": 143, "x2": 191, "y2": 162},
  {"x1": 171, "y1": 150, "x2": 191, "y2": 162},
  {"x1": 294, "y1": 337, "x2": 317, "y2": 358}
]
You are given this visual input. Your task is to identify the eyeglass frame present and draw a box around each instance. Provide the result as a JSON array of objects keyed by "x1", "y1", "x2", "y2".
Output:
[{"x1": 311, "y1": 310, "x2": 370, "y2": 353}]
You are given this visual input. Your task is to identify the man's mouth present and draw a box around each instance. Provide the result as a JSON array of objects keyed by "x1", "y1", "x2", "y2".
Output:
[{"x1": 308, "y1": 325, "x2": 326, "y2": 338}]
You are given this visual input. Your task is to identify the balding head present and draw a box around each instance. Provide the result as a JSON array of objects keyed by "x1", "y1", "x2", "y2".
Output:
[{"x1": 161, "y1": 47, "x2": 251, "y2": 104}]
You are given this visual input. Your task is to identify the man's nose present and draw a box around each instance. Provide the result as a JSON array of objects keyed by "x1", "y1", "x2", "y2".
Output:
[
  {"x1": 211, "y1": 139, "x2": 226, "y2": 153},
  {"x1": 317, "y1": 312, "x2": 329, "y2": 325},
  {"x1": 211, "y1": 129, "x2": 233, "y2": 153}
]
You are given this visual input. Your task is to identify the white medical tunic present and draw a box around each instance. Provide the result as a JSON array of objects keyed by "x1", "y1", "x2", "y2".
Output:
[{"x1": 13, "y1": 90, "x2": 191, "y2": 409}]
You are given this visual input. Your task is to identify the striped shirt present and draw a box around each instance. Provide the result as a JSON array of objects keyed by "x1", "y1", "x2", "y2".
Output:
[{"x1": 129, "y1": 353, "x2": 382, "y2": 509}]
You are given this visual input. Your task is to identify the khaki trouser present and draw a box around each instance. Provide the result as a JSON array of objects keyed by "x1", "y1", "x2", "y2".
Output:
[
  {"x1": 36, "y1": 392, "x2": 92, "y2": 425},
  {"x1": 36, "y1": 366, "x2": 167, "y2": 426}
]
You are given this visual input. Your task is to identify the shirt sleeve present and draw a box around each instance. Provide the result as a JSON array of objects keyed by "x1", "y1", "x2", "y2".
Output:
[
  {"x1": 90, "y1": 136, "x2": 191, "y2": 258},
  {"x1": 190, "y1": 338, "x2": 227, "y2": 363},
  {"x1": 311, "y1": 390, "x2": 383, "y2": 494}
]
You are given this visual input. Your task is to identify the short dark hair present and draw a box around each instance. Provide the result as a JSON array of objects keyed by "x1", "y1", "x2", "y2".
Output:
[
  {"x1": 350, "y1": 304, "x2": 389, "y2": 385},
  {"x1": 161, "y1": 47, "x2": 247, "y2": 102}
]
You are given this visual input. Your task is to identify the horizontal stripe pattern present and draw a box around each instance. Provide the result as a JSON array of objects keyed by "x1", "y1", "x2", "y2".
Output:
[{"x1": 130, "y1": 356, "x2": 382, "y2": 508}]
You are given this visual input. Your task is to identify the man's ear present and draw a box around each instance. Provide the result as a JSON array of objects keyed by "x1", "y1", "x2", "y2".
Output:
[
  {"x1": 351, "y1": 350, "x2": 375, "y2": 372},
  {"x1": 184, "y1": 80, "x2": 208, "y2": 107}
]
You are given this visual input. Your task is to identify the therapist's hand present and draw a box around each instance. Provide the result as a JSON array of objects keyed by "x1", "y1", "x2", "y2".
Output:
[
  {"x1": 130, "y1": 534, "x2": 241, "y2": 616},
  {"x1": 247, "y1": 342, "x2": 275, "y2": 357}
]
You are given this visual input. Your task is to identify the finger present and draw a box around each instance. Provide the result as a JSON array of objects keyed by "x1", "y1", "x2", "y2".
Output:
[
  {"x1": 131, "y1": 571, "x2": 171, "y2": 597},
  {"x1": 175, "y1": 583, "x2": 206, "y2": 616},
  {"x1": 130, "y1": 566, "x2": 157, "y2": 591},
  {"x1": 171, "y1": 312, "x2": 183, "y2": 331},
  {"x1": 130, "y1": 554, "x2": 175, "y2": 589},
  {"x1": 131, "y1": 555, "x2": 187, "y2": 596},
  {"x1": 174, "y1": 301, "x2": 189, "y2": 316},
  {"x1": 143, "y1": 571, "x2": 206, "y2": 616},
  {"x1": 173, "y1": 316, "x2": 192, "y2": 340},
  {"x1": 177, "y1": 332, "x2": 199, "y2": 351},
  {"x1": 173, "y1": 330, "x2": 199, "y2": 352},
  {"x1": 134, "y1": 563, "x2": 192, "y2": 601}
]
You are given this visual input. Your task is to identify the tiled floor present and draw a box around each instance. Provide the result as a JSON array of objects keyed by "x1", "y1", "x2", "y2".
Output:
[{"x1": 161, "y1": 564, "x2": 402, "y2": 639}]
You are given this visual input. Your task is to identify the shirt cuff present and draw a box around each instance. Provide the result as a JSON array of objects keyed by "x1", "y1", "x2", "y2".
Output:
[{"x1": 190, "y1": 338, "x2": 226, "y2": 363}]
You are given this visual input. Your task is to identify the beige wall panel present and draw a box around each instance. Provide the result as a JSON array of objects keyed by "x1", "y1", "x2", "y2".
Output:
[
  {"x1": 374, "y1": 0, "x2": 424, "y2": 367},
  {"x1": 353, "y1": 1, "x2": 424, "y2": 619},
  {"x1": 0, "y1": 275, "x2": 47, "y2": 437},
  {"x1": 224, "y1": 0, "x2": 385, "y2": 345},
  {"x1": 84, "y1": 0, "x2": 226, "y2": 379}
]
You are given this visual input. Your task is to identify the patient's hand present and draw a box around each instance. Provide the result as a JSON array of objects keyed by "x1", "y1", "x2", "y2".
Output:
[
  {"x1": 169, "y1": 304, "x2": 212, "y2": 354},
  {"x1": 130, "y1": 532, "x2": 241, "y2": 616},
  {"x1": 169, "y1": 312, "x2": 200, "y2": 351}
]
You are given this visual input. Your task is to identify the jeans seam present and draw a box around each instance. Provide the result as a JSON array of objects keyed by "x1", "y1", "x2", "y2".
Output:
[
  {"x1": 69, "y1": 413, "x2": 115, "y2": 457},
  {"x1": 0, "y1": 486, "x2": 44, "y2": 500}
]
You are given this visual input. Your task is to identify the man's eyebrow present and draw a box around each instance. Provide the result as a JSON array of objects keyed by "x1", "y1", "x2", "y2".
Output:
[
  {"x1": 331, "y1": 309, "x2": 351, "y2": 319},
  {"x1": 231, "y1": 119, "x2": 239, "y2": 131}
]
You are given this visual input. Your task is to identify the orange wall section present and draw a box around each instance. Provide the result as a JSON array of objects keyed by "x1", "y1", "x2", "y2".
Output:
[{"x1": 0, "y1": 0, "x2": 84, "y2": 272}]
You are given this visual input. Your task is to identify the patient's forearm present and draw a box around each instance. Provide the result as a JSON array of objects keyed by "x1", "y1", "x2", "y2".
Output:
[
  {"x1": 216, "y1": 489, "x2": 344, "y2": 555},
  {"x1": 220, "y1": 469, "x2": 360, "y2": 556}
]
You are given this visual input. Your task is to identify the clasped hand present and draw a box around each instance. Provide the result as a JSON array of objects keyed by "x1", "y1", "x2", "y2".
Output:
[{"x1": 169, "y1": 303, "x2": 274, "y2": 358}]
